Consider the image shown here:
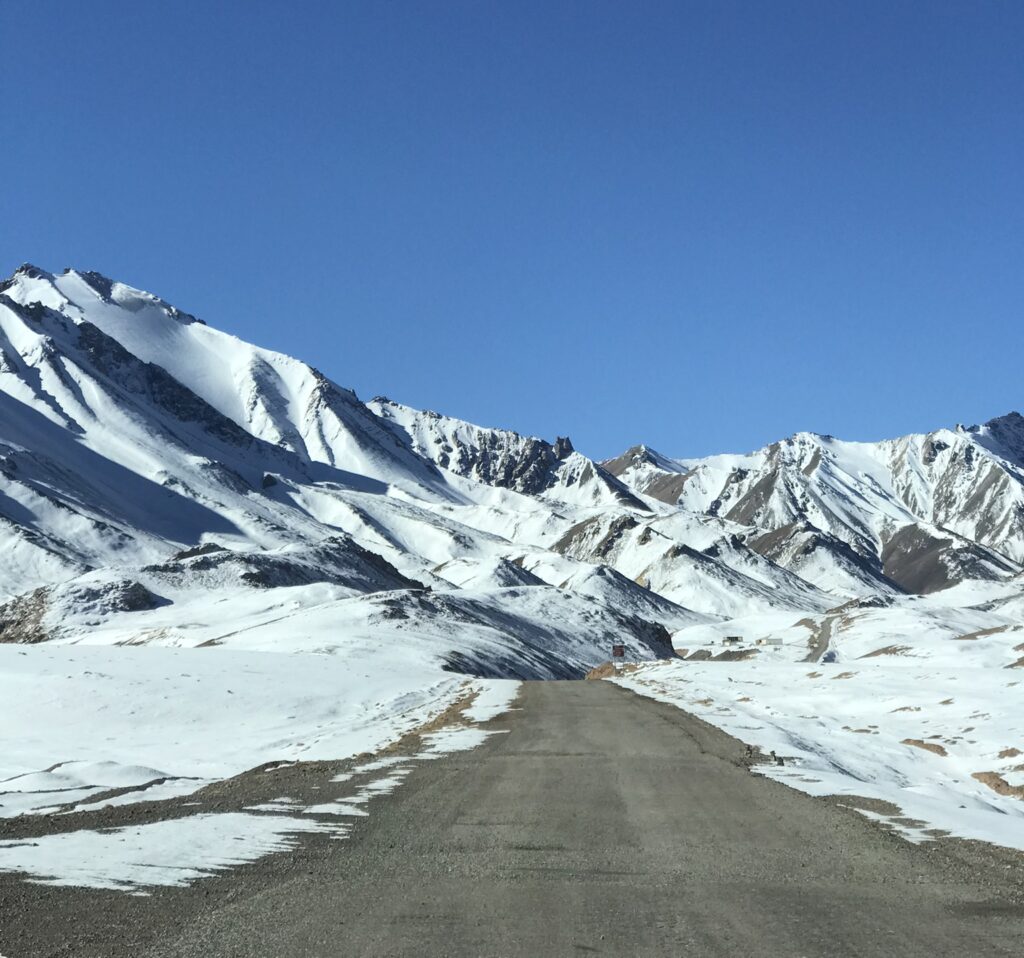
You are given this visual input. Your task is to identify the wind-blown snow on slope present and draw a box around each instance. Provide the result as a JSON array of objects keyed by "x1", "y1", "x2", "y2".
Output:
[{"x1": 2, "y1": 266, "x2": 449, "y2": 500}]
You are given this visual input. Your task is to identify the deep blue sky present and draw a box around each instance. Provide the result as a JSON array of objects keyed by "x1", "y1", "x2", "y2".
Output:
[{"x1": 3, "y1": 2, "x2": 1022, "y2": 458}]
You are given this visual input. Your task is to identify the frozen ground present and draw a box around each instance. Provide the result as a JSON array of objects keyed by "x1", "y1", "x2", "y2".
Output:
[
  {"x1": 0, "y1": 643, "x2": 520, "y2": 891},
  {"x1": 615, "y1": 658, "x2": 1024, "y2": 850},
  {"x1": 0, "y1": 644, "x2": 472, "y2": 818}
]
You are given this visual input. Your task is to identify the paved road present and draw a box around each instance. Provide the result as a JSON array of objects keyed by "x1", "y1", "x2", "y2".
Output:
[{"x1": 5, "y1": 681, "x2": 1024, "y2": 956}]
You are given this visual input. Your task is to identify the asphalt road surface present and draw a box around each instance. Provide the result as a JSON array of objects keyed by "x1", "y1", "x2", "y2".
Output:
[{"x1": 4, "y1": 680, "x2": 1024, "y2": 957}]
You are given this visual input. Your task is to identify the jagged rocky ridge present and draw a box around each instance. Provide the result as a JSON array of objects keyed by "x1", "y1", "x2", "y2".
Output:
[
  {"x1": 603, "y1": 429, "x2": 1024, "y2": 595},
  {"x1": 0, "y1": 263, "x2": 1023, "y2": 675}
]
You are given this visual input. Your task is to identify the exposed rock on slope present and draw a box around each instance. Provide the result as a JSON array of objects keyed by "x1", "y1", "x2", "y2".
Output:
[
  {"x1": 142, "y1": 536, "x2": 424, "y2": 593},
  {"x1": 605, "y1": 425, "x2": 1024, "y2": 593},
  {"x1": 0, "y1": 579, "x2": 164, "y2": 644},
  {"x1": 369, "y1": 398, "x2": 648, "y2": 510},
  {"x1": 878, "y1": 524, "x2": 1015, "y2": 594}
]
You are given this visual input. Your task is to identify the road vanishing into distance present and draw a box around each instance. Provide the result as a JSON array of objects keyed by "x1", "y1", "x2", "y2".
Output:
[{"x1": 3, "y1": 681, "x2": 1024, "y2": 957}]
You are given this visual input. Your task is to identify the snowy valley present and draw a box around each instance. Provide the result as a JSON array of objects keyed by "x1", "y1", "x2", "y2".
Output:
[{"x1": 0, "y1": 263, "x2": 1023, "y2": 890}]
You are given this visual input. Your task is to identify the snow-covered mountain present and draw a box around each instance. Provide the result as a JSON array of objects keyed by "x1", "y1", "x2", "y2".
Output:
[
  {"x1": 604, "y1": 427, "x2": 1024, "y2": 594},
  {"x1": 1, "y1": 263, "x2": 1023, "y2": 676},
  {"x1": 369, "y1": 397, "x2": 646, "y2": 510}
]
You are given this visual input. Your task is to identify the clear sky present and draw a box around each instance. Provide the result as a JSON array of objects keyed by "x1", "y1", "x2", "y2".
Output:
[{"x1": 3, "y1": 1, "x2": 1022, "y2": 459}]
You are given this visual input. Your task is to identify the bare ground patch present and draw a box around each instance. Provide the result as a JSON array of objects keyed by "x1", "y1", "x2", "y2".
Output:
[
  {"x1": 860, "y1": 644, "x2": 913, "y2": 658},
  {"x1": 903, "y1": 738, "x2": 948, "y2": 756},
  {"x1": 953, "y1": 625, "x2": 1009, "y2": 642},
  {"x1": 585, "y1": 661, "x2": 640, "y2": 680},
  {"x1": 972, "y1": 771, "x2": 1024, "y2": 800}
]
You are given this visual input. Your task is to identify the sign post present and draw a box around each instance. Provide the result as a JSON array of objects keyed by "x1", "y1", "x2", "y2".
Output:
[{"x1": 611, "y1": 644, "x2": 625, "y2": 672}]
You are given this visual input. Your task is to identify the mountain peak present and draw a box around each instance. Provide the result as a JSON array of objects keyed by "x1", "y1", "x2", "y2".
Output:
[
  {"x1": 969, "y1": 410, "x2": 1024, "y2": 466},
  {"x1": 5, "y1": 264, "x2": 207, "y2": 328},
  {"x1": 15, "y1": 263, "x2": 52, "y2": 280},
  {"x1": 0, "y1": 263, "x2": 52, "y2": 293},
  {"x1": 786, "y1": 430, "x2": 833, "y2": 445},
  {"x1": 982, "y1": 410, "x2": 1024, "y2": 430},
  {"x1": 601, "y1": 444, "x2": 678, "y2": 477},
  {"x1": 553, "y1": 436, "x2": 574, "y2": 460}
]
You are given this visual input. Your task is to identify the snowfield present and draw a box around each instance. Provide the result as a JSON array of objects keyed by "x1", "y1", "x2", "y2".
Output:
[
  {"x1": 0, "y1": 812, "x2": 338, "y2": 892},
  {"x1": 615, "y1": 658, "x2": 1024, "y2": 850},
  {"x1": 0, "y1": 642, "x2": 520, "y2": 890},
  {"x1": 0, "y1": 644, "x2": 472, "y2": 818}
]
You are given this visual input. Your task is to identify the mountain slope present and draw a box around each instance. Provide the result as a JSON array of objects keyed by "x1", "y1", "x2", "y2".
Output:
[
  {"x1": 0, "y1": 265, "x2": 693, "y2": 672},
  {"x1": 2, "y1": 266, "x2": 450, "y2": 500},
  {"x1": 605, "y1": 427, "x2": 1024, "y2": 593},
  {"x1": 1, "y1": 261, "x2": 1022, "y2": 681},
  {"x1": 369, "y1": 397, "x2": 648, "y2": 511}
]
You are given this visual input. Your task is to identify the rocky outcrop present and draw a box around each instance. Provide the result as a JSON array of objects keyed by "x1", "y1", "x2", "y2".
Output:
[
  {"x1": 606, "y1": 419, "x2": 1024, "y2": 592},
  {"x1": 145, "y1": 537, "x2": 425, "y2": 593},
  {"x1": 370, "y1": 398, "x2": 647, "y2": 509},
  {"x1": 0, "y1": 579, "x2": 164, "y2": 644}
]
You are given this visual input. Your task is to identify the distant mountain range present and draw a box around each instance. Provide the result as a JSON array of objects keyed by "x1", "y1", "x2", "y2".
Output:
[{"x1": 1, "y1": 263, "x2": 1021, "y2": 674}]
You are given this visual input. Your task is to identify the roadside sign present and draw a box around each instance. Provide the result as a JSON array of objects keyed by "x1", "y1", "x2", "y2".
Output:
[{"x1": 612, "y1": 644, "x2": 625, "y2": 658}]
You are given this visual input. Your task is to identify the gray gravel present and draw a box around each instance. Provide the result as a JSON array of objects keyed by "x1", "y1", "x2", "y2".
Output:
[{"x1": 2, "y1": 680, "x2": 1023, "y2": 957}]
